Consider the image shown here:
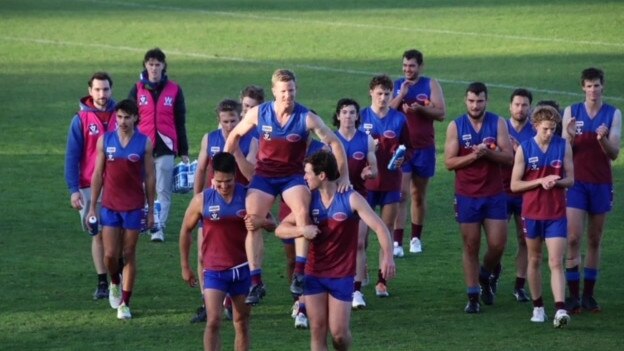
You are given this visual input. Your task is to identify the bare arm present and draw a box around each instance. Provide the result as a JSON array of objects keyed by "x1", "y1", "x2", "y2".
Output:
[
  {"x1": 224, "y1": 106, "x2": 258, "y2": 154},
  {"x1": 389, "y1": 80, "x2": 413, "y2": 110},
  {"x1": 144, "y1": 139, "x2": 156, "y2": 230},
  {"x1": 597, "y1": 109, "x2": 622, "y2": 160},
  {"x1": 556, "y1": 140, "x2": 575, "y2": 188},
  {"x1": 194, "y1": 134, "x2": 209, "y2": 194},
  {"x1": 561, "y1": 106, "x2": 576, "y2": 145},
  {"x1": 234, "y1": 136, "x2": 257, "y2": 182},
  {"x1": 361, "y1": 135, "x2": 378, "y2": 180},
  {"x1": 308, "y1": 113, "x2": 350, "y2": 192},
  {"x1": 274, "y1": 212, "x2": 319, "y2": 240},
  {"x1": 179, "y1": 193, "x2": 204, "y2": 287},
  {"x1": 87, "y1": 136, "x2": 105, "y2": 223},
  {"x1": 350, "y1": 192, "x2": 395, "y2": 280},
  {"x1": 444, "y1": 121, "x2": 479, "y2": 171}
]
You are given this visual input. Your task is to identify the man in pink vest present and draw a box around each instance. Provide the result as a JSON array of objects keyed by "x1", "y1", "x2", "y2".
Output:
[
  {"x1": 129, "y1": 48, "x2": 189, "y2": 242},
  {"x1": 65, "y1": 72, "x2": 117, "y2": 300}
]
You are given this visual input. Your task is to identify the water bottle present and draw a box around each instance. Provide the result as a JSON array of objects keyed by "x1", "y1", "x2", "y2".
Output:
[
  {"x1": 150, "y1": 200, "x2": 161, "y2": 233},
  {"x1": 173, "y1": 161, "x2": 189, "y2": 193},
  {"x1": 87, "y1": 216, "x2": 99, "y2": 236},
  {"x1": 187, "y1": 160, "x2": 197, "y2": 190},
  {"x1": 387, "y1": 145, "x2": 406, "y2": 171}
]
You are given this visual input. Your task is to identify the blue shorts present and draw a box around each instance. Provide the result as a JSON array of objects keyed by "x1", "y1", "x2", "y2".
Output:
[
  {"x1": 203, "y1": 264, "x2": 250, "y2": 297},
  {"x1": 367, "y1": 190, "x2": 401, "y2": 209},
  {"x1": 401, "y1": 146, "x2": 436, "y2": 178},
  {"x1": 249, "y1": 174, "x2": 306, "y2": 197},
  {"x1": 506, "y1": 194, "x2": 522, "y2": 218},
  {"x1": 454, "y1": 193, "x2": 507, "y2": 223},
  {"x1": 522, "y1": 218, "x2": 567, "y2": 239},
  {"x1": 100, "y1": 207, "x2": 143, "y2": 230},
  {"x1": 567, "y1": 181, "x2": 613, "y2": 215},
  {"x1": 304, "y1": 275, "x2": 354, "y2": 302}
]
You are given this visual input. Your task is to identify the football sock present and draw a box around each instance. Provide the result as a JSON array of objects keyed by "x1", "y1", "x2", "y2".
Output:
[
  {"x1": 250, "y1": 269, "x2": 263, "y2": 285},
  {"x1": 565, "y1": 266, "x2": 580, "y2": 299},
  {"x1": 555, "y1": 301, "x2": 565, "y2": 310},
  {"x1": 532, "y1": 296, "x2": 544, "y2": 308},
  {"x1": 411, "y1": 224, "x2": 423, "y2": 239},
  {"x1": 354, "y1": 281, "x2": 362, "y2": 292},
  {"x1": 514, "y1": 277, "x2": 526, "y2": 290},
  {"x1": 393, "y1": 229, "x2": 404, "y2": 246},
  {"x1": 583, "y1": 267, "x2": 598, "y2": 297},
  {"x1": 467, "y1": 286, "x2": 480, "y2": 303},
  {"x1": 97, "y1": 273, "x2": 108, "y2": 285},
  {"x1": 294, "y1": 256, "x2": 306, "y2": 275},
  {"x1": 377, "y1": 269, "x2": 386, "y2": 285},
  {"x1": 122, "y1": 290, "x2": 132, "y2": 306}
]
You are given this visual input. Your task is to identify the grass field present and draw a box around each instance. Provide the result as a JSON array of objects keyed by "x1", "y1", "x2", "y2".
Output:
[{"x1": 1, "y1": 0, "x2": 623, "y2": 350}]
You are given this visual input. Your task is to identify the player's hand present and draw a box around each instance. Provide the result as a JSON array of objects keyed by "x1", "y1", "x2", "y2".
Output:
[
  {"x1": 381, "y1": 256, "x2": 396, "y2": 280},
  {"x1": 301, "y1": 225, "x2": 320, "y2": 240},
  {"x1": 360, "y1": 165, "x2": 374, "y2": 180},
  {"x1": 70, "y1": 192, "x2": 83, "y2": 210},
  {"x1": 262, "y1": 213, "x2": 277, "y2": 232},
  {"x1": 182, "y1": 267, "x2": 197, "y2": 288},
  {"x1": 245, "y1": 214, "x2": 266, "y2": 231},
  {"x1": 336, "y1": 175, "x2": 352, "y2": 193},
  {"x1": 471, "y1": 144, "x2": 487, "y2": 159},
  {"x1": 540, "y1": 175, "x2": 561, "y2": 190},
  {"x1": 181, "y1": 155, "x2": 190, "y2": 164},
  {"x1": 398, "y1": 80, "x2": 414, "y2": 97},
  {"x1": 85, "y1": 209, "x2": 97, "y2": 227},
  {"x1": 596, "y1": 123, "x2": 609, "y2": 140},
  {"x1": 566, "y1": 117, "x2": 577, "y2": 137}
]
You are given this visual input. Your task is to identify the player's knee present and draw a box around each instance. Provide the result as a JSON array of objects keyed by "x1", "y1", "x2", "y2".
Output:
[
  {"x1": 548, "y1": 256, "x2": 563, "y2": 271},
  {"x1": 332, "y1": 330, "x2": 351, "y2": 349},
  {"x1": 567, "y1": 235, "x2": 581, "y2": 250},
  {"x1": 587, "y1": 236, "x2": 601, "y2": 250},
  {"x1": 528, "y1": 253, "x2": 542, "y2": 268}
]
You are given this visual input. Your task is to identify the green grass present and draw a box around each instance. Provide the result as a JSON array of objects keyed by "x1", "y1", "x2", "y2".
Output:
[{"x1": 1, "y1": 0, "x2": 623, "y2": 350}]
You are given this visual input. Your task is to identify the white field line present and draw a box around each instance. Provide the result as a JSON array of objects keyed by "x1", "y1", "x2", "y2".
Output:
[
  {"x1": 77, "y1": 0, "x2": 624, "y2": 49},
  {"x1": 2, "y1": 36, "x2": 623, "y2": 101}
]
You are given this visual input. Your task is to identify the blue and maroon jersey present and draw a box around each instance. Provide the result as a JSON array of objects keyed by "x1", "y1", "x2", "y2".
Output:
[
  {"x1": 102, "y1": 131, "x2": 148, "y2": 211},
  {"x1": 520, "y1": 136, "x2": 567, "y2": 220},
  {"x1": 359, "y1": 107, "x2": 410, "y2": 192},
  {"x1": 201, "y1": 184, "x2": 248, "y2": 270},
  {"x1": 335, "y1": 129, "x2": 370, "y2": 196},
  {"x1": 255, "y1": 102, "x2": 309, "y2": 177},
  {"x1": 306, "y1": 189, "x2": 359, "y2": 278},
  {"x1": 206, "y1": 129, "x2": 256, "y2": 186},
  {"x1": 503, "y1": 120, "x2": 535, "y2": 195},
  {"x1": 454, "y1": 112, "x2": 504, "y2": 197},
  {"x1": 570, "y1": 102, "x2": 617, "y2": 184},
  {"x1": 393, "y1": 76, "x2": 435, "y2": 148}
]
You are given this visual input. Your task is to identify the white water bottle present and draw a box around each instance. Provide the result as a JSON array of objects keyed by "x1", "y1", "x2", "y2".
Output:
[{"x1": 387, "y1": 145, "x2": 406, "y2": 171}]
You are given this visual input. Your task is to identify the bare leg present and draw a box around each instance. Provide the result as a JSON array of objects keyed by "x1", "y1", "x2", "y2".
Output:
[
  {"x1": 327, "y1": 296, "x2": 352, "y2": 351},
  {"x1": 460, "y1": 223, "x2": 482, "y2": 288},
  {"x1": 482, "y1": 219, "x2": 507, "y2": 272},
  {"x1": 244, "y1": 190, "x2": 275, "y2": 272},
  {"x1": 525, "y1": 237, "x2": 543, "y2": 301},
  {"x1": 585, "y1": 213, "x2": 606, "y2": 269},
  {"x1": 393, "y1": 172, "x2": 411, "y2": 240},
  {"x1": 354, "y1": 220, "x2": 367, "y2": 283},
  {"x1": 306, "y1": 292, "x2": 329, "y2": 351},
  {"x1": 121, "y1": 229, "x2": 140, "y2": 295},
  {"x1": 512, "y1": 213, "x2": 527, "y2": 280},
  {"x1": 92, "y1": 234, "x2": 107, "y2": 274},
  {"x1": 203, "y1": 289, "x2": 226, "y2": 351},
  {"x1": 231, "y1": 294, "x2": 251, "y2": 351},
  {"x1": 410, "y1": 175, "x2": 429, "y2": 229},
  {"x1": 545, "y1": 237, "x2": 567, "y2": 303},
  {"x1": 565, "y1": 207, "x2": 585, "y2": 269}
]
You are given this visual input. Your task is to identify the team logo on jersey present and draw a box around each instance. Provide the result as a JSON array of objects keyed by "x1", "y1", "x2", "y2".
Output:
[
  {"x1": 262, "y1": 125, "x2": 272, "y2": 141},
  {"x1": 416, "y1": 94, "x2": 429, "y2": 102},
  {"x1": 383, "y1": 130, "x2": 397, "y2": 139},
  {"x1": 208, "y1": 205, "x2": 220, "y2": 221},
  {"x1": 164, "y1": 96, "x2": 173, "y2": 107},
  {"x1": 311, "y1": 208, "x2": 320, "y2": 224},
  {"x1": 352, "y1": 151, "x2": 365, "y2": 160},
  {"x1": 88, "y1": 123, "x2": 99, "y2": 135},
  {"x1": 332, "y1": 212, "x2": 348, "y2": 221},
  {"x1": 106, "y1": 146, "x2": 116, "y2": 161},
  {"x1": 575, "y1": 121, "x2": 584, "y2": 135},
  {"x1": 236, "y1": 209, "x2": 247, "y2": 218},
  {"x1": 462, "y1": 134, "x2": 472, "y2": 147},
  {"x1": 482, "y1": 136, "x2": 497, "y2": 149},
  {"x1": 139, "y1": 95, "x2": 148, "y2": 106},
  {"x1": 528, "y1": 156, "x2": 539, "y2": 171},
  {"x1": 127, "y1": 153, "x2": 141, "y2": 162},
  {"x1": 363, "y1": 123, "x2": 373, "y2": 135},
  {"x1": 550, "y1": 159, "x2": 563, "y2": 168},
  {"x1": 286, "y1": 134, "x2": 301, "y2": 142},
  {"x1": 210, "y1": 146, "x2": 221, "y2": 156}
]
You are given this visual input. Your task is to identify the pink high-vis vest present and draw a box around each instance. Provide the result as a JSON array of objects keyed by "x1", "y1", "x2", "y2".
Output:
[
  {"x1": 136, "y1": 81, "x2": 180, "y2": 153},
  {"x1": 79, "y1": 110, "x2": 116, "y2": 188}
]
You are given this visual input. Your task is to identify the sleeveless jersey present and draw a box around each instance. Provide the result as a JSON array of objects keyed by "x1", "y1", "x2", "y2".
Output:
[
  {"x1": 454, "y1": 112, "x2": 504, "y2": 197},
  {"x1": 206, "y1": 129, "x2": 255, "y2": 186},
  {"x1": 201, "y1": 184, "x2": 248, "y2": 270},
  {"x1": 393, "y1": 76, "x2": 435, "y2": 148},
  {"x1": 570, "y1": 102, "x2": 617, "y2": 184},
  {"x1": 502, "y1": 120, "x2": 535, "y2": 195},
  {"x1": 306, "y1": 189, "x2": 359, "y2": 278},
  {"x1": 520, "y1": 137, "x2": 567, "y2": 220},
  {"x1": 359, "y1": 107, "x2": 408, "y2": 192},
  {"x1": 102, "y1": 131, "x2": 148, "y2": 211},
  {"x1": 335, "y1": 129, "x2": 370, "y2": 195},
  {"x1": 136, "y1": 81, "x2": 181, "y2": 153},
  {"x1": 255, "y1": 102, "x2": 309, "y2": 177}
]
